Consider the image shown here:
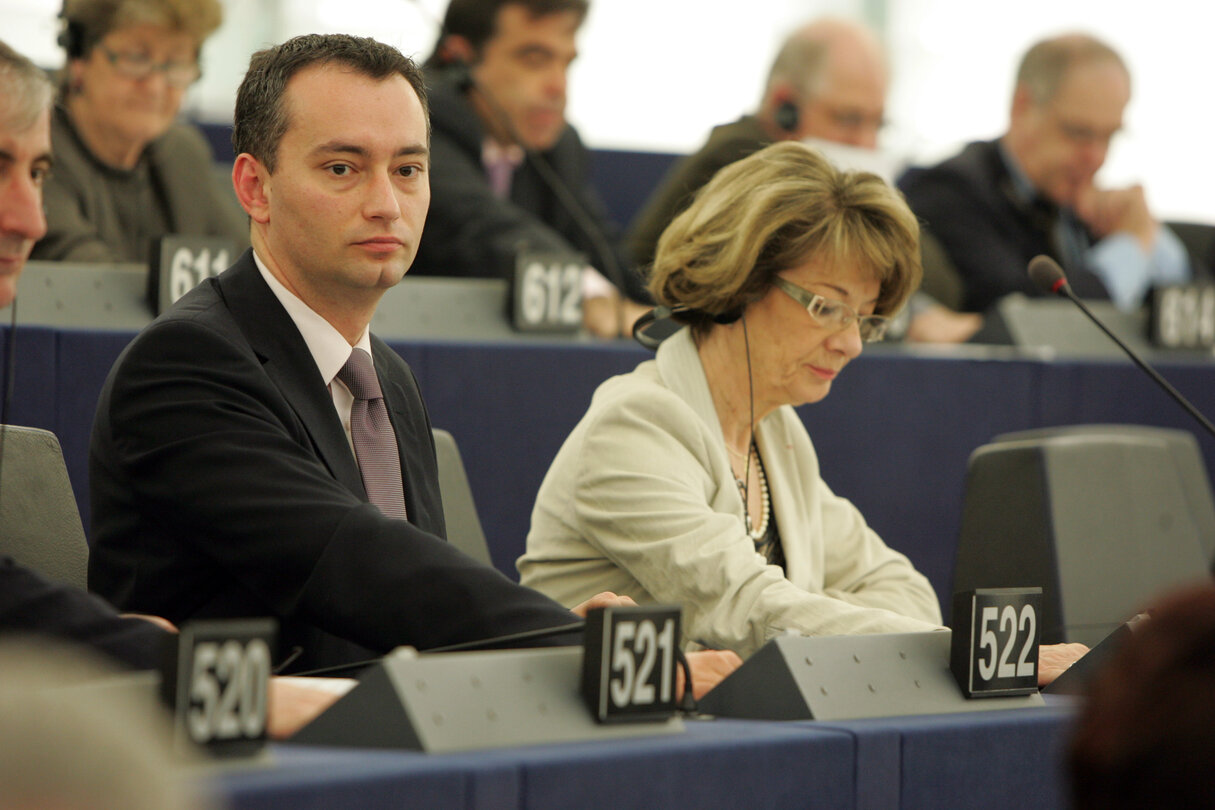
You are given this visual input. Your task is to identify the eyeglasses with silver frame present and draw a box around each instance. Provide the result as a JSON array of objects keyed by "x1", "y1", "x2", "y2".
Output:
[
  {"x1": 98, "y1": 45, "x2": 200, "y2": 88},
  {"x1": 771, "y1": 276, "x2": 889, "y2": 342}
]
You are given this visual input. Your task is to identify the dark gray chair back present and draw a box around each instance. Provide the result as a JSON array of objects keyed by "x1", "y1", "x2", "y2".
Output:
[
  {"x1": 0, "y1": 426, "x2": 89, "y2": 590},
  {"x1": 432, "y1": 428, "x2": 494, "y2": 568}
]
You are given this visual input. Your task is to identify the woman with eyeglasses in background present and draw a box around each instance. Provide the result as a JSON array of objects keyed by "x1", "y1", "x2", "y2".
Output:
[{"x1": 32, "y1": 0, "x2": 246, "y2": 262}]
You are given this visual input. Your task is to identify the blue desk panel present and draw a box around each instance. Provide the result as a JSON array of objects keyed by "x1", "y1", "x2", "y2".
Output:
[
  {"x1": 6, "y1": 322, "x2": 1215, "y2": 618},
  {"x1": 212, "y1": 708, "x2": 1077, "y2": 810},
  {"x1": 818, "y1": 703, "x2": 1076, "y2": 810},
  {"x1": 215, "y1": 744, "x2": 515, "y2": 810},
  {"x1": 215, "y1": 719, "x2": 856, "y2": 810},
  {"x1": 0, "y1": 325, "x2": 58, "y2": 433}
]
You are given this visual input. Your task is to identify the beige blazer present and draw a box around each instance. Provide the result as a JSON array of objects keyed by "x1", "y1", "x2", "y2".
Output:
[{"x1": 519, "y1": 328, "x2": 943, "y2": 658}]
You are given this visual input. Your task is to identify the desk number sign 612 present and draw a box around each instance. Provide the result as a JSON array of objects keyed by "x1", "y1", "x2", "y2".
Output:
[{"x1": 582, "y1": 605, "x2": 681, "y2": 723}]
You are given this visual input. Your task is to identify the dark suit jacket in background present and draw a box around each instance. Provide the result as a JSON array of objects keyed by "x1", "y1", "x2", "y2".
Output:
[
  {"x1": 88, "y1": 251, "x2": 575, "y2": 672},
  {"x1": 626, "y1": 115, "x2": 771, "y2": 271},
  {"x1": 898, "y1": 139, "x2": 1111, "y2": 313},
  {"x1": 411, "y1": 68, "x2": 648, "y2": 302},
  {"x1": 0, "y1": 555, "x2": 169, "y2": 670}
]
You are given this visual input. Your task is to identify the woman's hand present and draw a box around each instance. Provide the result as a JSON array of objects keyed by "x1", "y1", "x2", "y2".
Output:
[
  {"x1": 571, "y1": 591, "x2": 637, "y2": 617},
  {"x1": 1038, "y1": 642, "x2": 1090, "y2": 686},
  {"x1": 679, "y1": 649, "x2": 743, "y2": 700}
]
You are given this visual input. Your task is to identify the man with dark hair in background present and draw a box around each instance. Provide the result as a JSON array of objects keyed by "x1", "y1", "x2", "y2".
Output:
[
  {"x1": 415, "y1": 0, "x2": 649, "y2": 337},
  {"x1": 899, "y1": 33, "x2": 1192, "y2": 315}
]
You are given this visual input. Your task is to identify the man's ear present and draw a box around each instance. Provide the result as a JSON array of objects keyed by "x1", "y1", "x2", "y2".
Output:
[
  {"x1": 232, "y1": 153, "x2": 271, "y2": 224},
  {"x1": 1009, "y1": 84, "x2": 1035, "y2": 125}
]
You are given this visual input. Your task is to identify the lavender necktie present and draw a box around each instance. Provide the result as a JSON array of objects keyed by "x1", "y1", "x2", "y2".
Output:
[{"x1": 337, "y1": 348, "x2": 407, "y2": 520}]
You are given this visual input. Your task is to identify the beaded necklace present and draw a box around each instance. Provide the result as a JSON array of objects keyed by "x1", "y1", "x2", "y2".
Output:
[{"x1": 733, "y1": 442, "x2": 770, "y2": 541}]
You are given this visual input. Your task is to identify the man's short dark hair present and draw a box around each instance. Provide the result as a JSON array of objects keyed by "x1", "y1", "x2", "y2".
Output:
[
  {"x1": 233, "y1": 33, "x2": 429, "y2": 173},
  {"x1": 430, "y1": 0, "x2": 589, "y2": 66}
]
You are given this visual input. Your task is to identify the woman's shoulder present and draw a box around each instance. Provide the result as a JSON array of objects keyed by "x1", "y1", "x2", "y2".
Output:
[
  {"x1": 590, "y1": 358, "x2": 686, "y2": 412},
  {"x1": 150, "y1": 121, "x2": 216, "y2": 164},
  {"x1": 581, "y1": 359, "x2": 712, "y2": 449}
]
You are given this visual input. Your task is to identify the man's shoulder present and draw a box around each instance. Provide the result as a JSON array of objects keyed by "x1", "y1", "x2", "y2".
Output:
[
  {"x1": 899, "y1": 140, "x2": 1008, "y2": 217},
  {"x1": 902, "y1": 140, "x2": 1001, "y2": 189},
  {"x1": 425, "y1": 68, "x2": 484, "y2": 149},
  {"x1": 150, "y1": 121, "x2": 214, "y2": 163},
  {"x1": 669, "y1": 116, "x2": 768, "y2": 192},
  {"x1": 124, "y1": 257, "x2": 261, "y2": 358},
  {"x1": 702, "y1": 115, "x2": 768, "y2": 153}
]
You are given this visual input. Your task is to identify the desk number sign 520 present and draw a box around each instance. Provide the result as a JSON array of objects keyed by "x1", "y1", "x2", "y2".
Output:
[
  {"x1": 582, "y1": 605, "x2": 681, "y2": 723},
  {"x1": 163, "y1": 618, "x2": 276, "y2": 757},
  {"x1": 950, "y1": 588, "x2": 1043, "y2": 698}
]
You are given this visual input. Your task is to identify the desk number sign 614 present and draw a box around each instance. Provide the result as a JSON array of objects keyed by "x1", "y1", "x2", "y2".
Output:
[{"x1": 582, "y1": 605, "x2": 681, "y2": 723}]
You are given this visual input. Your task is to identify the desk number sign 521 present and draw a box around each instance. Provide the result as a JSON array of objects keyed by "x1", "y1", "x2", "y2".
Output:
[{"x1": 581, "y1": 605, "x2": 681, "y2": 723}]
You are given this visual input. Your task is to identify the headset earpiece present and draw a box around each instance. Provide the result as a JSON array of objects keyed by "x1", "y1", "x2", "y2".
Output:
[
  {"x1": 774, "y1": 100, "x2": 799, "y2": 134},
  {"x1": 58, "y1": 2, "x2": 85, "y2": 60}
]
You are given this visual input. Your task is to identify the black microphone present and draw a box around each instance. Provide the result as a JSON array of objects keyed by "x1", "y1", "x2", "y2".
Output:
[{"x1": 1027, "y1": 254, "x2": 1215, "y2": 441}]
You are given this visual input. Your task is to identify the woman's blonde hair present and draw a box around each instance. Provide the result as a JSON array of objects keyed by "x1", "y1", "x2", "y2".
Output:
[
  {"x1": 648, "y1": 141, "x2": 921, "y2": 333},
  {"x1": 61, "y1": 0, "x2": 223, "y2": 58}
]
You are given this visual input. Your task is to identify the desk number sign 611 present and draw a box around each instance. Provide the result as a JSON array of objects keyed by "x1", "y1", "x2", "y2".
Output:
[
  {"x1": 582, "y1": 605, "x2": 681, "y2": 723},
  {"x1": 150, "y1": 235, "x2": 239, "y2": 315}
]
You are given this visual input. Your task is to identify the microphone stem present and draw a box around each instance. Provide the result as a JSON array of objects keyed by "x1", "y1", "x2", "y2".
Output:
[{"x1": 1066, "y1": 289, "x2": 1215, "y2": 441}]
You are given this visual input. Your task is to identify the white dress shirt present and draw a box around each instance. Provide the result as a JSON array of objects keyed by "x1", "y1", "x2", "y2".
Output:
[{"x1": 254, "y1": 251, "x2": 372, "y2": 454}]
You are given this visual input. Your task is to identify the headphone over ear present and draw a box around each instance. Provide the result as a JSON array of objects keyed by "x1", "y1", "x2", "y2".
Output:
[
  {"x1": 774, "y1": 100, "x2": 799, "y2": 133},
  {"x1": 58, "y1": 2, "x2": 85, "y2": 60},
  {"x1": 632, "y1": 305, "x2": 743, "y2": 350}
]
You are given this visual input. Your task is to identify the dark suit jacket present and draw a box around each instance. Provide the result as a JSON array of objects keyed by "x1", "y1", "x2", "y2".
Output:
[
  {"x1": 411, "y1": 69, "x2": 648, "y2": 302},
  {"x1": 627, "y1": 115, "x2": 771, "y2": 270},
  {"x1": 0, "y1": 555, "x2": 169, "y2": 670},
  {"x1": 88, "y1": 251, "x2": 576, "y2": 672},
  {"x1": 898, "y1": 139, "x2": 1111, "y2": 313}
]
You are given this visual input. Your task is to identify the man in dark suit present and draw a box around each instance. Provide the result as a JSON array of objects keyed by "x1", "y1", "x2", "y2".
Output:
[
  {"x1": 0, "y1": 42, "x2": 360, "y2": 733},
  {"x1": 413, "y1": 0, "x2": 649, "y2": 337},
  {"x1": 87, "y1": 34, "x2": 596, "y2": 674},
  {"x1": 899, "y1": 34, "x2": 1191, "y2": 315}
]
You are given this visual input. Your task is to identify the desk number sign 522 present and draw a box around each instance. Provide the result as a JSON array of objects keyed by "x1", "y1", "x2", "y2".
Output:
[{"x1": 950, "y1": 587, "x2": 1043, "y2": 698}]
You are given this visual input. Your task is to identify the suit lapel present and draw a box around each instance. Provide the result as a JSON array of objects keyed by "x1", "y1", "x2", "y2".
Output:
[
  {"x1": 217, "y1": 253, "x2": 367, "y2": 499},
  {"x1": 657, "y1": 328, "x2": 813, "y2": 587}
]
